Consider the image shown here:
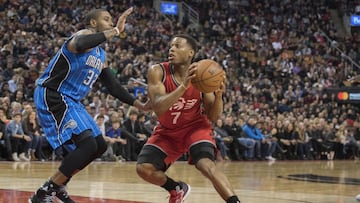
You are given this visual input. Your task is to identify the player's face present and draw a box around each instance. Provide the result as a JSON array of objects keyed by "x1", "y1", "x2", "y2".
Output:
[
  {"x1": 168, "y1": 37, "x2": 193, "y2": 64},
  {"x1": 95, "y1": 11, "x2": 114, "y2": 32}
]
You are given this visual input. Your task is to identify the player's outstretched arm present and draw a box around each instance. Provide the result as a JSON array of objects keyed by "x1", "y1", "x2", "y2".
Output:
[
  {"x1": 68, "y1": 29, "x2": 119, "y2": 53},
  {"x1": 99, "y1": 68, "x2": 151, "y2": 111},
  {"x1": 68, "y1": 7, "x2": 133, "y2": 53}
]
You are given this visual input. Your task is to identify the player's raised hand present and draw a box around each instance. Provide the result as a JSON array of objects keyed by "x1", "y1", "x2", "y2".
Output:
[{"x1": 116, "y1": 7, "x2": 133, "y2": 33}]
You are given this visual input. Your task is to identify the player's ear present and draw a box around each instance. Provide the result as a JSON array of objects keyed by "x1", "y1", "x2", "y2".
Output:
[
  {"x1": 189, "y1": 49, "x2": 194, "y2": 58},
  {"x1": 89, "y1": 18, "x2": 97, "y2": 27}
]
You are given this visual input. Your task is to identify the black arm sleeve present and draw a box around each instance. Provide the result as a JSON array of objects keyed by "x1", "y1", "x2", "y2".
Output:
[
  {"x1": 99, "y1": 68, "x2": 136, "y2": 106},
  {"x1": 73, "y1": 32, "x2": 107, "y2": 52},
  {"x1": 120, "y1": 127, "x2": 139, "y2": 141}
]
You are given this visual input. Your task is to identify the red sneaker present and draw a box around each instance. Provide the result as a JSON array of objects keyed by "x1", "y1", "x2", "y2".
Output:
[{"x1": 168, "y1": 181, "x2": 191, "y2": 203}]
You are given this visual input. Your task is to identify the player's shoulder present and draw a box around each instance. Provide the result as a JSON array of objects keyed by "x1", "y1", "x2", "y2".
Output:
[
  {"x1": 68, "y1": 29, "x2": 93, "y2": 42},
  {"x1": 74, "y1": 29, "x2": 93, "y2": 36},
  {"x1": 147, "y1": 63, "x2": 166, "y2": 80},
  {"x1": 151, "y1": 62, "x2": 170, "y2": 71},
  {"x1": 149, "y1": 63, "x2": 164, "y2": 73}
]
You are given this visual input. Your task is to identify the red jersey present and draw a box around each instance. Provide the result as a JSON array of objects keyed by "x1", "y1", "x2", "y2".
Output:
[{"x1": 157, "y1": 62, "x2": 210, "y2": 129}]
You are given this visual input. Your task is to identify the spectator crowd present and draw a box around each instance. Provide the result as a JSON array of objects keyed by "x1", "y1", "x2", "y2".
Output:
[{"x1": 0, "y1": 0, "x2": 360, "y2": 162}]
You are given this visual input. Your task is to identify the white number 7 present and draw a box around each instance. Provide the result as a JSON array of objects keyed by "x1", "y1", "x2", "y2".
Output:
[{"x1": 170, "y1": 112, "x2": 181, "y2": 124}]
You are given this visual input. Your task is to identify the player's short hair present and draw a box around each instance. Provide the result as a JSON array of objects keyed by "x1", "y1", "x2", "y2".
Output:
[
  {"x1": 173, "y1": 34, "x2": 198, "y2": 54},
  {"x1": 84, "y1": 9, "x2": 108, "y2": 26}
]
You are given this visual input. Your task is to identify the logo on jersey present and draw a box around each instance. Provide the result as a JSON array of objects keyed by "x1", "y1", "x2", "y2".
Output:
[
  {"x1": 62, "y1": 119, "x2": 78, "y2": 132},
  {"x1": 169, "y1": 97, "x2": 198, "y2": 111},
  {"x1": 85, "y1": 55, "x2": 103, "y2": 71}
]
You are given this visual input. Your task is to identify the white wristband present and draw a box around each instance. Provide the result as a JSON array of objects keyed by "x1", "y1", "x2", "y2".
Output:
[{"x1": 114, "y1": 27, "x2": 120, "y2": 35}]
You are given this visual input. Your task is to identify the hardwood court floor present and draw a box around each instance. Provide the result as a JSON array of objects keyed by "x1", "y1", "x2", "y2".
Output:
[{"x1": 0, "y1": 160, "x2": 360, "y2": 203}]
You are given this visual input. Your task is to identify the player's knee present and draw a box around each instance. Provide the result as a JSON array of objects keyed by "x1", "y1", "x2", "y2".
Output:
[
  {"x1": 137, "y1": 145, "x2": 167, "y2": 172},
  {"x1": 189, "y1": 142, "x2": 215, "y2": 164},
  {"x1": 74, "y1": 130, "x2": 98, "y2": 155},
  {"x1": 82, "y1": 137, "x2": 98, "y2": 155},
  {"x1": 136, "y1": 163, "x2": 156, "y2": 179},
  {"x1": 195, "y1": 158, "x2": 217, "y2": 178}
]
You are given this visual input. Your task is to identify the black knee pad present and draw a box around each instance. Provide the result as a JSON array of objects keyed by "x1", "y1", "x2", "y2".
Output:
[
  {"x1": 137, "y1": 145, "x2": 168, "y2": 171},
  {"x1": 59, "y1": 130, "x2": 98, "y2": 177},
  {"x1": 189, "y1": 142, "x2": 215, "y2": 164}
]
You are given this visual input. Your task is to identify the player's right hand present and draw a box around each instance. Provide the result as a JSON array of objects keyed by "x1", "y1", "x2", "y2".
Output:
[{"x1": 183, "y1": 63, "x2": 197, "y2": 88}]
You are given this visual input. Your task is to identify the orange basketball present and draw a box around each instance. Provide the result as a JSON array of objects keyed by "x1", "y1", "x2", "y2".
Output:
[{"x1": 192, "y1": 59, "x2": 225, "y2": 93}]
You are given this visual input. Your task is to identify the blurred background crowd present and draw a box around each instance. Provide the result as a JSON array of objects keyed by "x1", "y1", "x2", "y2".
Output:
[{"x1": 0, "y1": 0, "x2": 360, "y2": 162}]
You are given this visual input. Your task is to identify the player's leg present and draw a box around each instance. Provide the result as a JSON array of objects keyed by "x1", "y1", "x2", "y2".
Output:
[
  {"x1": 55, "y1": 134, "x2": 106, "y2": 202},
  {"x1": 137, "y1": 144, "x2": 190, "y2": 203},
  {"x1": 190, "y1": 142, "x2": 240, "y2": 203},
  {"x1": 29, "y1": 130, "x2": 107, "y2": 203}
]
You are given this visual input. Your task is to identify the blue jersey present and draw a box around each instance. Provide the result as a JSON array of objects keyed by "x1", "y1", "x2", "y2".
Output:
[
  {"x1": 35, "y1": 38, "x2": 105, "y2": 150},
  {"x1": 37, "y1": 39, "x2": 106, "y2": 101}
]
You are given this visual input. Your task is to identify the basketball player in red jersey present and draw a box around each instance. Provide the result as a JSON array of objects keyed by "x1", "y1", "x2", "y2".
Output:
[{"x1": 136, "y1": 34, "x2": 240, "y2": 203}]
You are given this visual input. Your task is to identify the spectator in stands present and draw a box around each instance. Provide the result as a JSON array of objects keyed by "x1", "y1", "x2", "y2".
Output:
[
  {"x1": 123, "y1": 109, "x2": 147, "y2": 161},
  {"x1": 256, "y1": 119, "x2": 279, "y2": 161},
  {"x1": 223, "y1": 115, "x2": 255, "y2": 160},
  {"x1": 96, "y1": 114, "x2": 106, "y2": 137},
  {"x1": 242, "y1": 115, "x2": 268, "y2": 160},
  {"x1": 94, "y1": 106, "x2": 110, "y2": 123},
  {"x1": 0, "y1": 82, "x2": 11, "y2": 98},
  {"x1": 22, "y1": 104, "x2": 33, "y2": 118},
  {"x1": 6, "y1": 112, "x2": 32, "y2": 161},
  {"x1": 293, "y1": 122, "x2": 311, "y2": 160},
  {"x1": 103, "y1": 119, "x2": 127, "y2": 161},
  {"x1": 143, "y1": 112, "x2": 158, "y2": 135},
  {"x1": 321, "y1": 123, "x2": 337, "y2": 160},
  {"x1": 10, "y1": 101, "x2": 22, "y2": 116},
  {"x1": 278, "y1": 121, "x2": 297, "y2": 160},
  {"x1": 0, "y1": 107, "x2": 11, "y2": 160},
  {"x1": 213, "y1": 118, "x2": 232, "y2": 160},
  {"x1": 0, "y1": 107, "x2": 6, "y2": 160},
  {"x1": 137, "y1": 112, "x2": 151, "y2": 138},
  {"x1": 308, "y1": 118, "x2": 327, "y2": 159},
  {"x1": 89, "y1": 94, "x2": 102, "y2": 114},
  {"x1": 342, "y1": 127, "x2": 359, "y2": 159},
  {"x1": 22, "y1": 110, "x2": 45, "y2": 161}
]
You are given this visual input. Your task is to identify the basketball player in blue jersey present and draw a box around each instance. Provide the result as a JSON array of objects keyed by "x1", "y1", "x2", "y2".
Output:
[{"x1": 29, "y1": 7, "x2": 150, "y2": 203}]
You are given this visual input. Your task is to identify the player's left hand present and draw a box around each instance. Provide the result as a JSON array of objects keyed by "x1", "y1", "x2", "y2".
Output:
[
  {"x1": 214, "y1": 75, "x2": 226, "y2": 97},
  {"x1": 116, "y1": 7, "x2": 133, "y2": 33},
  {"x1": 134, "y1": 98, "x2": 152, "y2": 112},
  {"x1": 142, "y1": 99, "x2": 152, "y2": 111}
]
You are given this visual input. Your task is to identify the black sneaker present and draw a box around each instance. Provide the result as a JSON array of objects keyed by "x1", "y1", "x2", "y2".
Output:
[
  {"x1": 56, "y1": 185, "x2": 75, "y2": 203},
  {"x1": 28, "y1": 181, "x2": 57, "y2": 203},
  {"x1": 28, "y1": 180, "x2": 75, "y2": 203}
]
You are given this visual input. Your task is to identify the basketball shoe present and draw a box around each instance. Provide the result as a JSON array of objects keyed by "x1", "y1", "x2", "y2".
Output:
[
  {"x1": 28, "y1": 180, "x2": 74, "y2": 203},
  {"x1": 56, "y1": 185, "x2": 75, "y2": 203},
  {"x1": 168, "y1": 181, "x2": 191, "y2": 203}
]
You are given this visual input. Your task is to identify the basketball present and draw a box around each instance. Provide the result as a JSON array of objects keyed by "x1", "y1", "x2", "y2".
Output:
[{"x1": 191, "y1": 59, "x2": 225, "y2": 93}]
